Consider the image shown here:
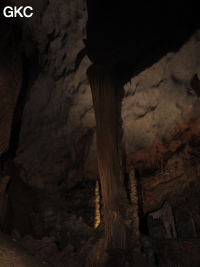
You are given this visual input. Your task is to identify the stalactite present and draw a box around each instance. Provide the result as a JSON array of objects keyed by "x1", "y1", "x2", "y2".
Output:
[
  {"x1": 94, "y1": 180, "x2": 101, "y2": 229},
  {"x1": 149, "y1": 202, "x2": 177, "y2": 238},
  {"x1": 129, "y1": 166, "x2": 141, "y2": 248}
]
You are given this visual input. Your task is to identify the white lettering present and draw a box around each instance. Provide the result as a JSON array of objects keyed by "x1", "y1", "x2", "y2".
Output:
[
  {"x1": 3, "y1": 6, "x2": 13, "y2": 18},
  {"x1": 23, "y1": 6, "x2": 33, "y2": 18},
  {"x1": 14, "y1": 6, "x2": 23, "y2": 17},
  {"x1": 3, "y1": 6, "x2": 33, "y2": 18}
]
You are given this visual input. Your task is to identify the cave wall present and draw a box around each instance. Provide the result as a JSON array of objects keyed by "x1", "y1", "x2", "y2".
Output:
[
  {"x1": 8, "y1": 0, "x2": 97, "y2": 189},
  {"x1": 4, "y1": 1, "x2": 200, "y2": 212},
  {"x1": 1, "y1": 1, "x2": 200, "y2": 266},
  {"x1": 2, "y1": 0, "x2": 198, "y2": 199},
  {"x1": 123, "y1": 30, "x2": 200, "y2": 169},
  {"x1": 121, "y1": 31, "x2": 200, "y2": 214}
]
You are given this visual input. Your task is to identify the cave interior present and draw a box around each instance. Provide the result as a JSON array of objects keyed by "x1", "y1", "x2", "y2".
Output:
[{"x1": 1, "y1": 0, "x2": 200, "y2": 266}]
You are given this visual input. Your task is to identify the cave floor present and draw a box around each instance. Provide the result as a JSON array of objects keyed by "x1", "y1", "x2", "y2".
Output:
[
  {"x1": 1, "y1": 229, "x2": 200, "y2": 267},
  {"x1": 0, "y1": 231, "x2": 50, "y2": 267}
]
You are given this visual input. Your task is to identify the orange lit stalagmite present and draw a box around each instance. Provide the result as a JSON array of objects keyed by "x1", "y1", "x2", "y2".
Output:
[{"x1": 87, "y1": 64, "x2": 132, "y2": 266}]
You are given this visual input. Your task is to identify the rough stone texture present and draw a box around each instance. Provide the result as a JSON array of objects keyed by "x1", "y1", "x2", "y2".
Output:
[
  {"x1": 0, "y1": 231, "x2": 50, "y2": 267},
  {"x1": 9, "y1": 0, "x2": 97, "y2": 189},
  {"x1": 18, "y1": 235, "x2": 81, "y2": 267},
  {"x1": 4, "y1": 0, "x2": 199, "y2": 195},
  {"x1": 2, "y1": 0, "x2": 200, "y2": 266},
  {"x1": 151, "y1": 238, "x2": 200, "y2": 267},
  {"x1": 10, "y1": 1, "x2": 200, "y2": 197},
  {"x1": 8, "y1": 2, "x2": 200, "y2": 237},
  {"x1": 122, "y1": 30, "x2": 200, "y2": 168}
]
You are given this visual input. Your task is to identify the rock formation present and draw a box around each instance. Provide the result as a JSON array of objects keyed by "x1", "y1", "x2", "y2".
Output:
[{"x1": 1, "y1": 0, "x2": 200, "y2": 266}]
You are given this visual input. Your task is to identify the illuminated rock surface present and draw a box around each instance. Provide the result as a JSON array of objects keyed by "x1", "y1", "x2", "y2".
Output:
[{"x1": 1, "y1": 0, "x2": 200, "y2": 266}]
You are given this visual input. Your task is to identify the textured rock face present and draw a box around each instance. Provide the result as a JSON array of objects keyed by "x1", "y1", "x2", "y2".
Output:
[
  {"x1": 4, "y1": 0, "x2": 199, "y2": 197},
  {"x1": 0, "y1": 231, "x2": 49, "y2": 267},
  {"x1": 10, "y1": 1, "x2": 200, "y2": 209},
  {"x1": 123, "y1": 30, "x2": 200, "y2": 169},
  {"x1": 10, "y1": 0, "x2": 96, "y2": 189},
  {"x1": 1, "y1": 1, "x2": 200, "y2": 266},
  {"x1": 120, "y1": 31, "x2": 200, "y2": 215}
]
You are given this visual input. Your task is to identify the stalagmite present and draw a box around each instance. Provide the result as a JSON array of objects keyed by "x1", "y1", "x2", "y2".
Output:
[
  {"x1": 129, "y1": 167, "x2": 141, "y2": 248},
  {"x1": 94, "y1": 180, "x2": 101, "y2": 229}
]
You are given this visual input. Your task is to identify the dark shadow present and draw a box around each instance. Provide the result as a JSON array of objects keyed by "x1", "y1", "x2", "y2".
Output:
[
  {"x1": 86, "y1": 0, "x2": 200, "y2": 81},
  {"x1": 154, "y1": 252, "x2": 159, "y2": 266},
  {"x1": 135, "y1": 169, "x2": 149, "y2": 236},
  {"x1": 4, "y1": 30, "x2": 40, "y2": 160}
]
